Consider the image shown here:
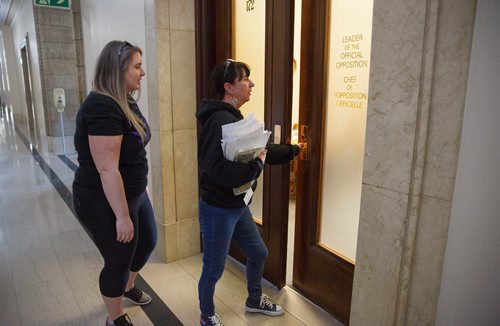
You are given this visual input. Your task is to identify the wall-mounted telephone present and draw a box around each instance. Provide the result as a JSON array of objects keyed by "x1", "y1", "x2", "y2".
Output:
[{"x1": 53, "y1": 88, "x2": 66, "y2": 112}]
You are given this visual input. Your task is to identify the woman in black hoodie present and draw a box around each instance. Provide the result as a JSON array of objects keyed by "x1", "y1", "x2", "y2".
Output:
[{"x1": 196, "y1": 59, "x2": 301, "y2": 326}]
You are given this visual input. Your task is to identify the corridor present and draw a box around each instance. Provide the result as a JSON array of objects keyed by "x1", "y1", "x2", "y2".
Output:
[{"x1": 0, "y1": 112, "x2": 340, "y2": 325}]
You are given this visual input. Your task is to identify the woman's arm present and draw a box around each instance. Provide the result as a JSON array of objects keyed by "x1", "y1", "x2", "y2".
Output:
[
  {"x1": 265, "y1": 143, "x2": 302, "y2": 165},
  {"x1": 201, "y1": 116, "x2": 265, "y2": 188},
  {"x1": 89, "y1": 135, "x2": 134, "y2": 243}
]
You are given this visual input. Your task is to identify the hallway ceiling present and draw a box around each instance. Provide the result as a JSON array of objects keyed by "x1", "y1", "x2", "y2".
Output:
[{"x1": 0, "y1": 0, "x2": 22, "y2": 27}]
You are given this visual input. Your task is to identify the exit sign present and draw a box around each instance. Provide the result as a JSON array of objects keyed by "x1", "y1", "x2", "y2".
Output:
[{"x1": 34, "y1": 0, "x2": 71, "y2": 10}]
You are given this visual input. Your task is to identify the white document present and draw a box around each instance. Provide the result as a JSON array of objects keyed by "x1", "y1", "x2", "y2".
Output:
[{"x1": 243, "y1": 188, "x2": 254, "y2": 205}]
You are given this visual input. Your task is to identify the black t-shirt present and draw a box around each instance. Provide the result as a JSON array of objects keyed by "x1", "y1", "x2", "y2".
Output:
[{"x1": 73, "y1": 92, "x2": 150, "y2": 199}]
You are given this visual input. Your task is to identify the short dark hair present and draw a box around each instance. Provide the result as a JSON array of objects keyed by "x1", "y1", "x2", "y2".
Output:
[{"x1": 211, "y1": 59, "x2": 251, "y2": 100}]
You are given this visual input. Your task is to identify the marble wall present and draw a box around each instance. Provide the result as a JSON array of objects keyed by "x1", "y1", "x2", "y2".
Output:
[
  {"x1": 350, "y1": 0, "x2": 477, "y2": 324},
  {"x1": 144, "y1": 0, "x2": 200, "y2": 263},
  {"x1": 33, "y1": 0, "x2": 85, "y2": 153}
]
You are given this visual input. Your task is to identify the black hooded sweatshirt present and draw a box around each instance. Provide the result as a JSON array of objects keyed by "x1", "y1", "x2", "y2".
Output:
[{"x1": 196, "y1": 99, "x2": 300, "y2": 208}]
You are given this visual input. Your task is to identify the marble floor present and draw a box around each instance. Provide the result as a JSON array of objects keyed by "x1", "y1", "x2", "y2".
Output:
[{"x1": 0, "y1": 113, "x2": 342, "y2": 325}]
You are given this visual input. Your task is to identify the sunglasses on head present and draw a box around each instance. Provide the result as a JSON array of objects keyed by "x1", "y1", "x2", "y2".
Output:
[
  {"x1": 118, "y1": 41, "x2": 133, "y2": 57},
  {"x1": 223, "y1": 58, "x2": 235, "y2": 81}
]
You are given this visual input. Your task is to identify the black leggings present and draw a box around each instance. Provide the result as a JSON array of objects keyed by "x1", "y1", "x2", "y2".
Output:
[{"x1": 73, "y1": 184, "x2": 157, "y2": 297}]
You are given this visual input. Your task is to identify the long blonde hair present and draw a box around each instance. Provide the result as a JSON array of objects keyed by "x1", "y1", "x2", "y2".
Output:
[{"x1": 92, "y1": 40, "x2": 146, "y2": 142}]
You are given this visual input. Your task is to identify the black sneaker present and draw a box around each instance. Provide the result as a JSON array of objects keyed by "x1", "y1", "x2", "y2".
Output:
[
  {"x1": 200, "y1": 313, "x2": 224, "y2": 326},
  {"x1": 123, "y1": 286, "x2": 152, "y2": 305},
  {"x1": 106, "y1": 313, "x2": 133, "y2": 326},
  {"x1": 245, "y1": 295, "x2": 284, "y2": 316}
]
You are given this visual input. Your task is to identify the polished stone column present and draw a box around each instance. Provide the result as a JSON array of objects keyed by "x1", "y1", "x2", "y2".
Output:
[
  {"x1": 350, "y1": 0, "x2": 477, "y2": 324},
  {"x1": 144, "y1": 0, "x2": 200, "y2": 263},
  {"x1": 33, "y1": 0, "x2": 85, "y2": 153}
]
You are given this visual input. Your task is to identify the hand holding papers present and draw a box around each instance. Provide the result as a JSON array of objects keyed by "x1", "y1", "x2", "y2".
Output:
[
  {"x1": 221, "y1": 114, "x2": 271, "y2": 199},
  {"x1": 221, "y1": 113, "x2": 271, "y2": 161}
]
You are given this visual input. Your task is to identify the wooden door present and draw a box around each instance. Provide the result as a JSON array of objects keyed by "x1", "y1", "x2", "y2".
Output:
[
  {"x1": 195, "y1": 0, "x2": 295, "y2": 288},
  {"x1": 293, "y1": 1, "x2": 360, "y2": 324}
]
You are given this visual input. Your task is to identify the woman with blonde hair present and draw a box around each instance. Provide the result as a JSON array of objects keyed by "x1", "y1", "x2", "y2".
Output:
[{"x1": 73, "y1": 40, "x2": 156, "y2": 326}]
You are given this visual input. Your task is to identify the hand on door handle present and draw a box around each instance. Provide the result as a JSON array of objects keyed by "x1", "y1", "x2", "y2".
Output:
[
  {"x1": 299, "y1": 125, "x2": 309, "y2": 161},
  {"x1": 299, "y1": 142, "x2": 308, "y2": 161}
]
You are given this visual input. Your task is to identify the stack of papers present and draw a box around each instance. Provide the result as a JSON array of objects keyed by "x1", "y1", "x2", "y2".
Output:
[
  {"x1": 221, "y1": 113, "x2": 271, "y2": 197},
  {"x1": 221, "y1": 113, "x2": 271, "y2": 162}
]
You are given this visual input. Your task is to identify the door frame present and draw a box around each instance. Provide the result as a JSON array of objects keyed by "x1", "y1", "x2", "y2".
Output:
[
  {"x1": 19, "y1": 34, "x2": 38, "y2": 146},
  {"x1": 195, "y1": 0, "x2": 295, "y2": 289}
]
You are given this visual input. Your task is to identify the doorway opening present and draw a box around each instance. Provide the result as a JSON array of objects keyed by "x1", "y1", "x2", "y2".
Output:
[
  {"x1": 195, "y1": 1, "x2": 372, "y2": 323},
  {"x1": 286, "y1": 0, "x2": 302, "y2": 286},
  {"x1": 20, "y1": 37, "x2": 38, "y2": 148}
]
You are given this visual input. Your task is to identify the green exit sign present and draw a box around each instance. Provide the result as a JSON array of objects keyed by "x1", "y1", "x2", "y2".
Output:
[{"x1": 34, "y1": 0, "x2": 71, "y2": 10}]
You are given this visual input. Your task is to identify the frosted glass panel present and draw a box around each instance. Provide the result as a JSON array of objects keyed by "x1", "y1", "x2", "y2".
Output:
[
  {"x1": 319, "y1": 0, "x2": 373, "y2": 261},
  {"x1": 232, "y1": 0, "x2": 266, "y2": 222}
]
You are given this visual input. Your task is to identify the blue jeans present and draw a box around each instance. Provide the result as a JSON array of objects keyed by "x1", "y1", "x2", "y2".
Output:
[{"x1": 198, "y1": 199, "x2": 269, "y2": 316}]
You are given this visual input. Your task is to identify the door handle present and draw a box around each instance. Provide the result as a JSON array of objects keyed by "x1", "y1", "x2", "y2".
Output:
[
  {"x1": 274, "y1": 124, "x2": 282, "y2": 144},
  {"x1": 299, "y1": 125, "x2": 309, "y2": 161}
]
